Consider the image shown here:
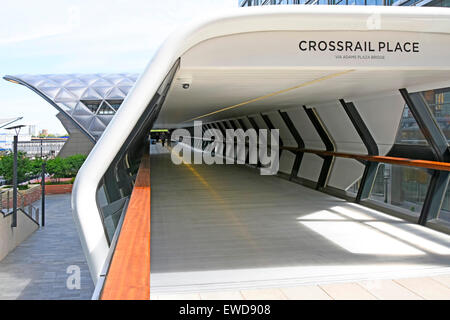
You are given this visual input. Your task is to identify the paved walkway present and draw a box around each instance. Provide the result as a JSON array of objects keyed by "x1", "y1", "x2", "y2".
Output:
[
  {"x1": 0, "y1": 194, "x2": 94, "y2": 300},
  {"x1": 151, "y1": 145, "x2": 450, "y2": 299},
  {"x1": 151, "y1": 275, "x2": 450, "y2": 300}
]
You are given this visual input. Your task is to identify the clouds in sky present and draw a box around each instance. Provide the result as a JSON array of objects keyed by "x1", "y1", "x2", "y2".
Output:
[{"x1": 0, "y1": 0, "x2": 235, "y2": 133}]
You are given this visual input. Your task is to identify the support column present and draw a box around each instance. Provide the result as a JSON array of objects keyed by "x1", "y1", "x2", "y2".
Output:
[
  {"x1": 12, "y1": 135, "x2": 18, "y2": 228},
  {"x1": 400, "y1": 88, "x2": 450, "y2": 225},
  {"x1": 279, "y1": 110, "x2": 305, "y2": 181},
  {"x1": 303, "y1": 106, "x2": 335, "y2": 190},
  {"x1": 261, "y1": 113, "x2": 284, "y2": 155},
  {"x1": 212, "y1": 123, "x2": 226, "y2": 158},
  {"x1": 248, "y1": 116, "x2": 262, "y2": 168},
  {"x1": 221, "y1": 121, "x2": 233, "y2": 160},
  {"x1": 237, "y1": 119, "x2": 250, "y2": 164},
  {"x1": 339, "y1": 99, "x2": 379, "y2": 202}
]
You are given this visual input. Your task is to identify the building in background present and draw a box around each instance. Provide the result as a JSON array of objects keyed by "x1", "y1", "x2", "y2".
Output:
[
  {"x1": 17, "y1": 137, "x2": 67, "y2": 158},
  {"x1": 3, "y1": 74, "x2": 138, "y2": 157},
  {"x1": 0, "y1": 131, "x2": 31, "y2": 152},
  {"x1": 27, "y1": 124, "x2": 37, "y2": 137}
]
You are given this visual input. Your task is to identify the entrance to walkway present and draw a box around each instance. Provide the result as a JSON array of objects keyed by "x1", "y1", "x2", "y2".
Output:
[{"x1": 150, "y1": 145, "x2": 450, "y2": 294}]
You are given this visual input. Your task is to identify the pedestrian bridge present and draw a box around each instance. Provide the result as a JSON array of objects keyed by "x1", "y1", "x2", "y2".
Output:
[{"x1": 67, "y1": 6, "x2": 450, "y2": 299}]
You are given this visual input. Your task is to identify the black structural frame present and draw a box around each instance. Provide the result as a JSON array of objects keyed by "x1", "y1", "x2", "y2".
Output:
[
  {"x1": 237, "y1": 118, "x2": 251, "y2": 164},
  {"x1": 214, "y1": 122, "x2": 227, "y2": 157},
  {"x1": 247, "y1": 116, "x2": 262, "y2": 167},
  {"x1": 221, "y1": 121, "x2": 234, "y2": 159},
  {"x1": 399, "y1": 88, "x2": 450, "y2": 225},
  {"x1": 279, "y1": 110, "x2": 305, "y2": 181},
  {"x1": 261, "y1": 112, "x2": 284, "y2": 151},
  {"x1": 339, "y1": 99, "x2": 379, "y2": 202},
  {"x1": 303, "y1": 105, "x2": 335, "y2": 190},
  {"x1": 12, "y1": 135, "x2": 18, "y2": 228}
]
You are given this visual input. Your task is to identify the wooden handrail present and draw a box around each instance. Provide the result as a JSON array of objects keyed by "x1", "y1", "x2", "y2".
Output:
[
  {"x1": 101, "y1": 153, "x2": 151, "y2": 300},
  {"x1": 281, "y1": 146, "x2": 450, "y2": 172}
]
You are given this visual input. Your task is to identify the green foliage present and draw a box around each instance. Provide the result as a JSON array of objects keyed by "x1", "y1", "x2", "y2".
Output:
[
  {"x1": 65, "y1": 154, "x2": 87, "y2": 177},
  {"x1": 45, "y1": 154, "x2": 87, "y2": 182},
  {"x1": 29, "y1": 158, "x2": 44, "y2": 176},
  {"x1": 45, "y1": 179, "x2": 74, "y2": 185},
  {"x1": 0, "y1": 153, "x2": 86, "y2": 184},
  {"x1": 0, "y1": 152, "x2": 31, "y2": 183},
  {"x1": 46, "y1": 157, "x2": 68, "y2": 183}
]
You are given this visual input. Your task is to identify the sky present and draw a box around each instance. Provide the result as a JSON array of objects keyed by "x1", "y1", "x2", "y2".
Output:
[{"x1": 0, "y1": 0, "x2": 236, "y2": 135}]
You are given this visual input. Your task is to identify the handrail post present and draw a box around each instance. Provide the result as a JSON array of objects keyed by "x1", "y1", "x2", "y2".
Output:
[
  {"x1": 41, "y1": 162, "x2": 46, "y2": 227},
  {"x1": 12, "y1": 135, "x2": 18, "y2": 228}
]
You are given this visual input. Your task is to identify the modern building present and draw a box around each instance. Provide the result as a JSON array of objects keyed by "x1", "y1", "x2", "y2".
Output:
[
  {"x1": 17, "y1": 137, "x2": 67, "y2": 158},
  {"x1": 0, "y1": 132, "x2": 31, "y2": 152},
  {"x1": 3, "y1": 74, "x2": 139, "y2": 157}
]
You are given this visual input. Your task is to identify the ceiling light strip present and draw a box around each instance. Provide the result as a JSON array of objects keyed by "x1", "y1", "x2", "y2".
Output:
[{"x1": 184, "y1": 69, "x2": 355, "y2": 122}]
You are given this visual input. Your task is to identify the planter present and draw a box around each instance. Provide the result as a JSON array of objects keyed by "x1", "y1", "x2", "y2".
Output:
[
  {"x1": 44, "y1": 184, "x2": 73, "y2": 195},
  {"x1": 1, "y1": 185, "x2": 41, "y2": 209}
]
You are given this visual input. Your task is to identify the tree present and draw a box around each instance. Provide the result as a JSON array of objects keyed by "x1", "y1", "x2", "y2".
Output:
[
  {"x1": 29, "y1": 158, "x2": 43, "y2": 176},
  {"x1": 0, "y1": 152, "x2": 31, "y2": 183},
  {"x1": 64, "y1": 154, "x2": 87, "y2": 177},
  {"x1": 46, "y1": 157, "x2": 68, "y2": 183}
]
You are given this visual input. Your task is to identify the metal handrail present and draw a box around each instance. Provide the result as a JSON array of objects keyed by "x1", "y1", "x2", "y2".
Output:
[{"x1": 1, "y1": 188, "x2": 40, "y2": 224}]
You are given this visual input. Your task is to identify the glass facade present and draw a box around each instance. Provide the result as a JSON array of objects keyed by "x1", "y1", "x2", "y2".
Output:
[
  {"x1": 369, "y1": 164, "x2": 431, "y2": 218},
  {"x1": 422, "y1": 87, "x2": 450, "y2": 140},
  {"x1": 347, "y1": 86, "x2": 450, "y2": 231},
  {"x1": 395, "y1": 105, "x2": 428, "y2": 145}
]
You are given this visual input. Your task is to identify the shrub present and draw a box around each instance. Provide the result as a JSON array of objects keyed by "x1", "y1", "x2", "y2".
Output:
[
  {"x1": 0, "y1": 153, "x2": 86, "y2": 184},
  {"x1": 0, "y1": 152, "x2": 31, "y2": 183},
  {"x1": 46, "y1": 157, "x2": 68, "y2": 183},
  {"x1": 65, "y1": 154, "x2": 87, "y2": 177},
  {"x1": 29, "y1": 158, "x2": 44, "y2": 176}
]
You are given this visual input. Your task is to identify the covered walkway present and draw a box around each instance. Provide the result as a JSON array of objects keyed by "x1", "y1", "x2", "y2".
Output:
[{"x1": 150, "y1": 145, "x2": 450, "y2": 295}]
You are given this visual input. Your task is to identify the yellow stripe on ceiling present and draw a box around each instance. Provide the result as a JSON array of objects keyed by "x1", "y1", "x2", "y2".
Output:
[{"x1": 184, "y1": 69, "x2": 355, "y2": 123}]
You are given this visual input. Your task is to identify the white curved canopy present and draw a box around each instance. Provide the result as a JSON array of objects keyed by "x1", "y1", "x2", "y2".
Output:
[{"x1": 72, "y1": 5, "x2": 450, "y2": 282}]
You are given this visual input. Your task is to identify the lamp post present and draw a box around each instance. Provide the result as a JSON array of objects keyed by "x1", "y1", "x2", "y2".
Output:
[
  {"x1": 40, "y1": 140, "x2": 46, "y2": 227},
  {"x1": 5, "y1": 124, "x2": 25, "y2": 228}
]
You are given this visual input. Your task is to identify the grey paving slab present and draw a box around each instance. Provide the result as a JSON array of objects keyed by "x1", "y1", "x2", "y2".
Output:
[
  {"x1": 0, "y1": 194, "x2": 94, "y2": 300},
  {"x1": 150, "y1": 146, "x2": 450, "y2": 294}
]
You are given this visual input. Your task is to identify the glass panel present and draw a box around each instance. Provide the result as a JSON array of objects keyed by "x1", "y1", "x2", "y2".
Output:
[
  {"x1": 394, "y1": 105, "x2": 428, "y2": 145},
  {"x1": 97, "y1": 101, "x2": 115, "y2": 115},
  {"x1": 106, "y1": 99, "x2": 123, "y2": 110},
  {"x1": 420, "y1": 87, "x2": 450, "y2": 140},
  {"x1": 346, "y1": 179, "x2": 359, "y2": 195},
  {"x1": 366, "y1": 0, "x2": 383, "y2": 4},
  {"x1": 369, "y1": 164, "x2": 431, "y2": 218},
  {"x1": 424, "y1": 0, "x2": 450, "y2": 7},
  {"x1": 81, "y1": 100, "x2": 101, "y2": 113},
  {"x1": 437, "y1": 185, "x2": 450, "y2": 226}
]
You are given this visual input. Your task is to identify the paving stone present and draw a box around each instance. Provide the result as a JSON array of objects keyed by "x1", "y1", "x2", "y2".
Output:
[
  {"x1": 240, "y1": 288, "x2": 287, "y2": 300},
  {"x1": 319, "y1": 283, "x2": 377, "y2": 300},
  {"x1": 0, "y1": 194, "x2": 94, "y2": 300},
  {"x1": 280, "y1": 285, "x2": 332, "y2": 300},
  {"x1": 394, "y1": 277, "x2": 450, "y2": 300}
]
